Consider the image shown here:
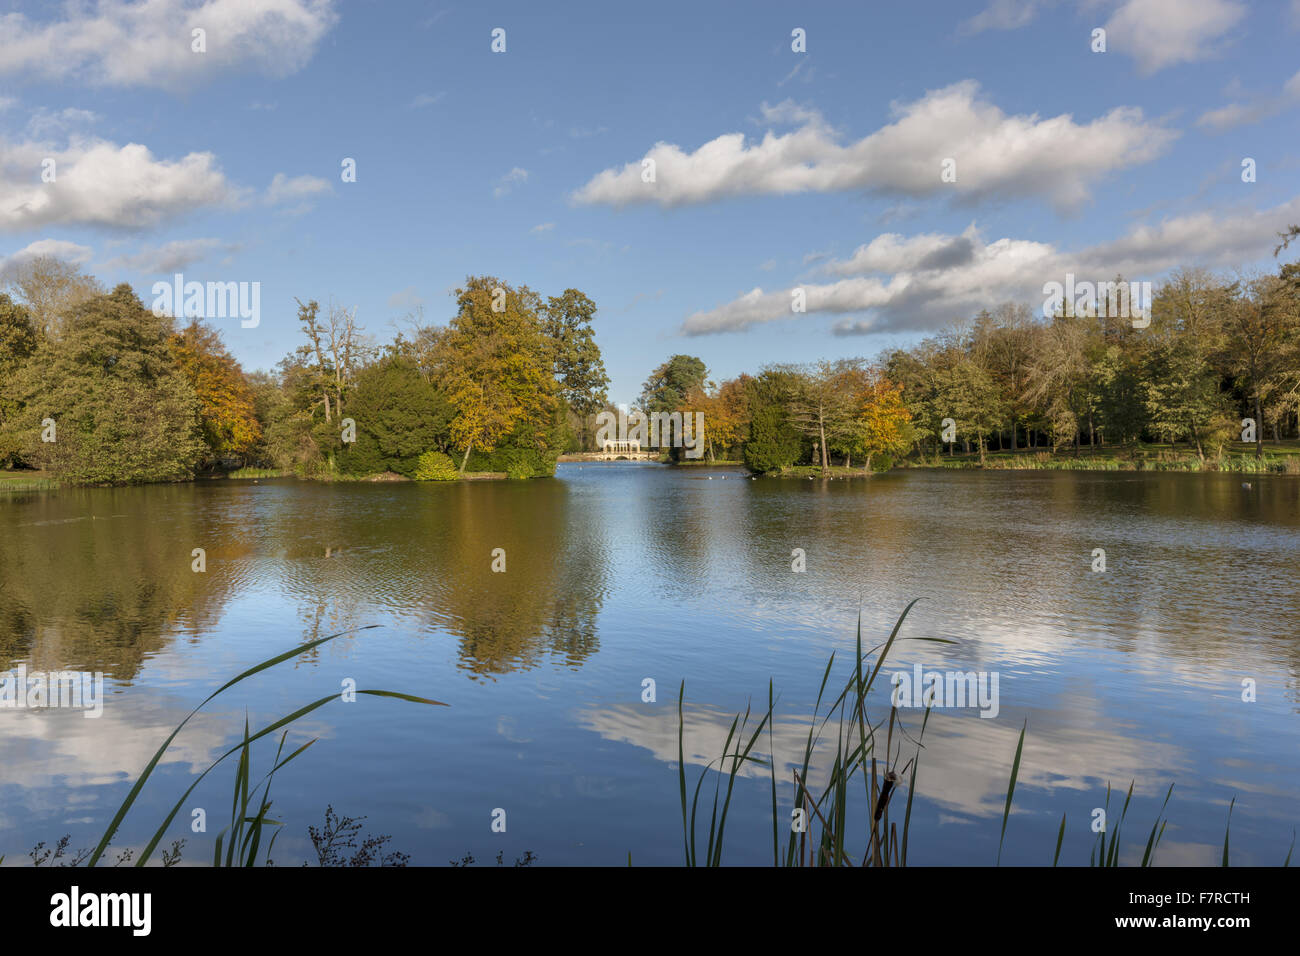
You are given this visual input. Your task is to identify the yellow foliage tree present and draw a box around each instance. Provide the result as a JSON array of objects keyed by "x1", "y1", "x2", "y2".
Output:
[
  {"x1": 435, "y1": 277, "x2": 558, "y2": 472},
  {"x1": 169, "y1": 320, "x2": 261, "y2": 462},
  {"x1": 851, "y1": 371, "x2": 912, "y2": 471}
]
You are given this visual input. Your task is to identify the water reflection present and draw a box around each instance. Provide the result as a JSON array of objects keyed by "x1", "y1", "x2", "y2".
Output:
[
  {"x1": 0, "y1": 466, "x2": 1297, "y2": 865},
  {"x1": 1, "y1": 479, "x2": 610, "y2": 681},
  {"x1": 0, "y1": 486, "x2": 243, "y2": 679}
]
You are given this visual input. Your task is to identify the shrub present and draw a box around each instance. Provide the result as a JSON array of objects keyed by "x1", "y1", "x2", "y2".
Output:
[
  {"x1": 504, "y1": 458, "x2": 533, "y2": 480},
  {"x1": 339, "y1": 357, "x2": 453, "y2": 477},
  {"x1": 414, "y1": 451, "x2": 459, "y2": 481},
  {"x1": 465, "y1": 445, "x2": 557, "y2": 478},
  {"x1": 743, "y1": 406, "x2": 802, "y2": 473}
]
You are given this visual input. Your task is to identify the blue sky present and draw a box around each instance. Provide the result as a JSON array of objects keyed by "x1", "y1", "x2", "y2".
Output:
[{"x1": 2, "y1": 0, "x2": 1298, "y2": 402}]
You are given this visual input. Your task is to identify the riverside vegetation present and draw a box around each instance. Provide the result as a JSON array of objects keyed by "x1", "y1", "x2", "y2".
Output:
[
  {"x1": 633, "y1": 238, "x2": 1300, "y2": 474},
  {"x1": 0, "y1": 264, "x2": 611, "y2": 485},
  {"x1": 2, "y1": 229, "x2": 1299, "y2": 486}
]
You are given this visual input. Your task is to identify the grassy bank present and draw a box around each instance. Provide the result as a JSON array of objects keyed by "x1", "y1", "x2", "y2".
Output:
[
  {"x1": 0, "y1": 472, "x2": 59, "y2": 493},
  {"x1": 899, "y1": 441, "x2": 1300, "y2": 474},
  {"x1": 224, "y1": 467, "x2": 291, "y2": 479},
  {"x1": 2, "y1": 466, "x2": 517, "y2": 489},
  {"x1": 766, "y1": 464, "x2": 884, "y2": 479}
]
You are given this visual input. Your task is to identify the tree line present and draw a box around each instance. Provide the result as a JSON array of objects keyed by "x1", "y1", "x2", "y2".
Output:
[
  {"x1": 623, "y1": 232, "x2": 1300, "y2": 471},
  {"x1": 0, "y1": 263, "x2": 610, "y2": 484},
  {"x1": 4, "y1": 226, "x2": 1298, "y2": 483}
]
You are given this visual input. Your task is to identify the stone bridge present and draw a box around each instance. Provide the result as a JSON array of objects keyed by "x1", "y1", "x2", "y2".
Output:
[{"x1": 564, "y1": 440, "x2": 661, "y2": 462}]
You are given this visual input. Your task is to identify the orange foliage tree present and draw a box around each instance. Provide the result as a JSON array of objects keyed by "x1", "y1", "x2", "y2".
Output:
[{"x1": 169, "y1": 320, "x2": 261, "y2": 463}]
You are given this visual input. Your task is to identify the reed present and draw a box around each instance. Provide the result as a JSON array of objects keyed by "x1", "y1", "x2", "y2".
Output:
[
  {"x1": 86, "y1": 624, "x2": 445, "y2": 867},
  {"x1": 0, "y1": 477, "x2": 59, "y2": 492},
  {"x1": 677, "y1": 606, "x2": 1285, "y2": 866},
  {"x1": 678, "y1": 601, "x2": 959, "y2": 866},
  {"x1": 225, "y1": 467, "x2": 289, "y2": 479}
]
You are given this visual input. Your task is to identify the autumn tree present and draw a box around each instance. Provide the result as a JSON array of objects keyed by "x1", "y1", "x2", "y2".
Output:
[
  {"x1": 6, "y1": 284, "x2": 205, "y2": 483},
  {"x1": 883, "y1": 345, "x2": 942, "y2": 456},
  {"x1": 4, "y1": 255, "x2": 102, "y2": 339},
  {"x1": 1022, "y1": 310, "x2": 1093, "y2": 454},
  {"x1": 847, "y1": 369, "x2": 913, "y2": 470},
  {"x1": 1141, "y1": 272, "x2": 1234, "y2": 457},
  {"x1": 169, "y1": 320, "x2": 261, "y2": 464},
  {"x1": 938, "y1": 356, "x2": 1003, "y2": 462},
  {"x1": 782, "y1": 359, "x2": 864, "y2": 472},
  {"x1": 971, "y1": 304, "x2": 1038, "y2": 450},
  {"x1": 685, "y1": 375, "x2": 751, "y2": 461},
  {"x1": 435, "y1": 277, "x2": 559, "y2": 473},
  {"x1": 1224, "y1": 274, "x2": 1299, "y2": 456},
  {"x1": 0, "y1": 294, "x2": 37, "y2": 466}
]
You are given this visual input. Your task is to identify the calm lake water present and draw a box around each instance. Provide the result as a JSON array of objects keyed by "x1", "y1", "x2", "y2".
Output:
[{"x1": 1, "y1": 465, "x2": 1297, "y2": 866}]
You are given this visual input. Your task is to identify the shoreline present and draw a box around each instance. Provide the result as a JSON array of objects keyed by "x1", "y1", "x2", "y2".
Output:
[{"x1": 8, "y1": 446, "x2": 1300, "y2": 490}]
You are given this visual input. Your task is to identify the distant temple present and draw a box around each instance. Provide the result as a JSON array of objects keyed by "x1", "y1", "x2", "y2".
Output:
[{"x1": 601, "y1": 438, "x2": 640, "y2": 455}]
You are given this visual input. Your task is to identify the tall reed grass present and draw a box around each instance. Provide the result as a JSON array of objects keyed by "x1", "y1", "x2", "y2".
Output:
[
  {"x1": 0, "y1": 477, "x2": 59, "y2": 492},
  {"x1": 225, "y1": 467, "x2": 289, "y2": 479},
  {"x1": 85, "y1": 624, "x2": 445, "y2": 867},
  {"x1": 677, "y1": 604, "x2": 1291, "y2": 866}
]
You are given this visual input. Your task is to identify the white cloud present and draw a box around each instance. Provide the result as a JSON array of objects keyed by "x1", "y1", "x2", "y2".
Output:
[
  {"x1": 266, "y1": 172, "x2": 331, "y2": 205},
  {"x1": 1196, "y1": 101, "x2": 1271, "y2": 133},
  {"x1": 1195, "y1": 68, "x2": 1300, "y2": 133},
  {"x1": 680, "y1": 197, "x2": 1300, "y2": 336},
  {"x1": 98, "y1": 237, "x2": 233, "y2": 272},
  {"x1": 0, "y1": 0, "x2": 339, "y2": 89},
  {"x1": 531, "y1": 222, "x2": 555, "y2": 233},
  {"x1": 573, "y1": 83, "x2": 1174, "y2": 212},
  {"x1": 0, "y1": 238, "x2": 94, "y2": 280},
  {"x1": 493, "y1": 167, "x2": 528, "y2": 198},
  {"x1": 0, "y1": 137, "x2": 238, "y2": 230},
  {"x1": 960, "y1": 0, "x2": 1056, "y2": 35},
  {"x1": 1104, "y1": 0, "x2": 1246, "y2": 74},
  {"x1": 961, "y1": 0, "x2": 1248, "y2": 68},
  {"x1": 410, "y1": 92, "x2": 446, "y2": 109},
  {"x1": 25, "y1": 107, "x2": 98, "y2": 138}
]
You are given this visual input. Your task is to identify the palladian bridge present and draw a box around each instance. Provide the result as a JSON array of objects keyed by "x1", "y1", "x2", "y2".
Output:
[{"x1": 563, "y1": 439, "x2": 659, "y2": 461}]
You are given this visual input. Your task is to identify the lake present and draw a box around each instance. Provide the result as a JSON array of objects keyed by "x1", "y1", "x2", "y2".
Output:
[{"x1": 1, "y1": 464, "x2": 1297, "y2": 866}]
